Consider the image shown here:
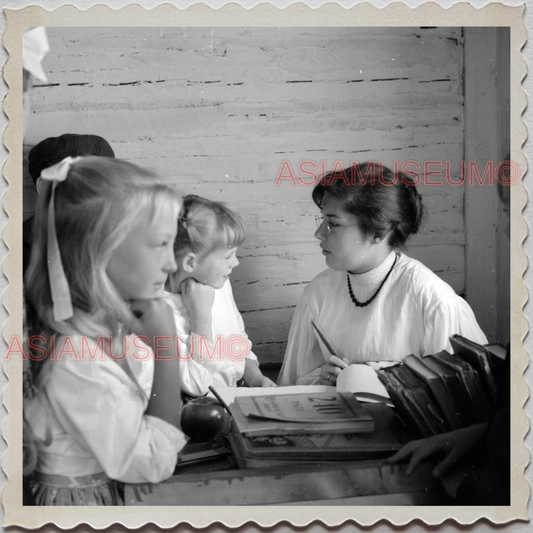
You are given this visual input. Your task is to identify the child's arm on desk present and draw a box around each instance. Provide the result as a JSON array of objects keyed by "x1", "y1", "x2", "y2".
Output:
[
  {"x1": 243, "y1": 358, "x2": 277, "y2": 387},
  {"x1": 131, "y1": 298, "x2": 182, "y2": 429}
]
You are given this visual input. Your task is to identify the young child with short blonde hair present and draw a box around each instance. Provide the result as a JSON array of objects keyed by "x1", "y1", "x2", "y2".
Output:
[{"x1": 166, "y1": 195, "x2": 276, "y2": 397}]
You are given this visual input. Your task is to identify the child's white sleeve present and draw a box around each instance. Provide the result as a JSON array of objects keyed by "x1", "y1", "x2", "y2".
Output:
[
  {"x1": 43, "y1": 344, "x2": 185, "y2": 484},
  {"x1": 211, "y1": 279, "x2": 258, "y2": 366},
  {"x1": 169, "y1": 284, "x2": 253, "y2": 394},
  {"x1": 179, "y1": 335, "x2": 241, "y2": 396},
  {"x1": 189, "y1": 332, "x2": 252, "y2": 372}
]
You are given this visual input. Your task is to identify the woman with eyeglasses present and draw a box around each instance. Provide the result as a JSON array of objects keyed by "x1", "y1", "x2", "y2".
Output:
[{"x1": 278, "y1": 162, "x2": 487, "y2": 386}]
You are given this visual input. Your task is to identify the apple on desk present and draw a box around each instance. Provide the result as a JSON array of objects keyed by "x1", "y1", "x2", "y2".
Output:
[{"x1": 180, "y1": 397, "x2": 230, "y2": 442}]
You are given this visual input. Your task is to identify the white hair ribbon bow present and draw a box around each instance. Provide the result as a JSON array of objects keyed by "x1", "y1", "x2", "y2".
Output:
[{"x1": 40, "y1": 156, "x2": 82, "y2": 322}]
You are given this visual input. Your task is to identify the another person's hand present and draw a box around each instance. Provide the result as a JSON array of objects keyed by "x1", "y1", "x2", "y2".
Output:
[
  {"x1": 318, "y1": 355, "x2": 349, "y2": 385},
  {"x1": 387, "y1": 423, "x2": 488, "y2": 478}
]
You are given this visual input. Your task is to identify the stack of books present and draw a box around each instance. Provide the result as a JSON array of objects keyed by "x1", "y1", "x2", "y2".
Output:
[
  {"x1": 376, "y1": 335, "x2": 506, "y2": 438},
  {"x1": 219, "y1": 334, "x2": 507, "y2": 470},
  {"x1": 227, "y1": 391, "x2": 410, "y2": 469},
  {"x1": 175, "y1": 439, "x2": 233, "y2": 473}
]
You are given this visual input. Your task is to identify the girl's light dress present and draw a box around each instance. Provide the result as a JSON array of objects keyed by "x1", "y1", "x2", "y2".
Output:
[
  {"x1": 279, "y1": 251, "x2": 489, "y2": 385},
  {"x1": 24, "y1": 334, "x2": 186, "y2": 505},
  {"x1": 164, "y1": 279, "x2": 259, "y2": 397}
]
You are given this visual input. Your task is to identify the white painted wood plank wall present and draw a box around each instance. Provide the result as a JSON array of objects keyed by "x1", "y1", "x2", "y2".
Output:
[{"x1": 25, "y1": 27, "x2": 472, "y2": 363}]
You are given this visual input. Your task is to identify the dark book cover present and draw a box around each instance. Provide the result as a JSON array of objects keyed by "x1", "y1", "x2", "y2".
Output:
[
  {"x1": 450, "y1": 334, "x2": 498, "y2": 403},
  {"x1": 431, "y1": 350, "x2": 492, "y2": 423}
]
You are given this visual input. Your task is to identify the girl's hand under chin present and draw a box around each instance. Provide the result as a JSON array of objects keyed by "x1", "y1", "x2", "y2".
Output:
[
  {"x1": 130, "y1": 298, "x2": 176, "y2": 342},
  {"x1": 180, "y1": 277, "x2": 215, "y2": 320}
]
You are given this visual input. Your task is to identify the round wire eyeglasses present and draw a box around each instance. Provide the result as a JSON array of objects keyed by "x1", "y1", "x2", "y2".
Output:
[{"x1": 315, "y1": 215, "x2": 359, "y2": 234}]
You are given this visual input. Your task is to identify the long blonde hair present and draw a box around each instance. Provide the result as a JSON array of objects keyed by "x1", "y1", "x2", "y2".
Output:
[{"x1": 25, "y1": 157, "x2": 181, "y2": 341}]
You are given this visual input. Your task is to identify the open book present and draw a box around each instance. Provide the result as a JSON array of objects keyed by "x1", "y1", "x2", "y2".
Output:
[
  {"x1": 311, "y1": 321, "x2": 393, "y2": 406},
  {"x1": 336, "y1": 364, "x2": 393, "y2": 406}
]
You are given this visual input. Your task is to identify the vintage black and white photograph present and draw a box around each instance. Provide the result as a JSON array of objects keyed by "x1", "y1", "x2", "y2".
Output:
[{"x1": 1, "y1": 2, "x2": 529, "y2": 529}]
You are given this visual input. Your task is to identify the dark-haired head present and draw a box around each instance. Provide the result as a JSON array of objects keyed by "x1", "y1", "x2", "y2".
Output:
[
  {"x1": 29, "y1": 133, "x2": 115, "y2": 186},
  {"x1": 312, "y1": 162, "x2": 424, "y2": 248}
]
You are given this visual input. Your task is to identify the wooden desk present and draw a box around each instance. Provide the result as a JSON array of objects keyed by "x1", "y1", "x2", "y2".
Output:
[
  {"x1": 124, "y1": 390, "x2": 450, "y2": 506},
  {"x1": 124, "y1": 458, "x2": 451, "y2": 506}
]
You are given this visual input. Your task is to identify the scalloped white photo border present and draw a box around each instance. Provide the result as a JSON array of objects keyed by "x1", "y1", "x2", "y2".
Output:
[{"x1": 1, "y1": 2, "x2": 528, "y2": 529}]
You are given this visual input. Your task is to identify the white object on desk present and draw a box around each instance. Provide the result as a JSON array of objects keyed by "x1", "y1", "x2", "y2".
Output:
[
  {"x1": 212, "y1": 370, "x2": 394, "y2": 409},
  {"x1": 209, "y1": 385, "x2": 334, "y2": 408},
  {"x1": 337, "y1": 364, "x2": 393, "y2": 406}
]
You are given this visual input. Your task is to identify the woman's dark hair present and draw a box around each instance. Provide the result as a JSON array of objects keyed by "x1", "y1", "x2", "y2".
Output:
[{"x1": 312, "y1": 162, "x2": 424, "y2": 248}]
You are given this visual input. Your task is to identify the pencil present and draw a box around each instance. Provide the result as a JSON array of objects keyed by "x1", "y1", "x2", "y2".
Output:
[
  {"x1": 208, "y1": 386, "x2": 233, "y2": 416},
  {"x1": 311, "y1": 321, "x2": 338, "y2": 357}
]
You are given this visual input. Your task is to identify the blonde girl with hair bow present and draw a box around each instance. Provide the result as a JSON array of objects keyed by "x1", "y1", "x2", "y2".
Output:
[
  {"x1": 24, "y1": 156, "x2": 186, "y2": 505},
  {"x1": 165, "y1": 195, "x2": 276, "y2": 398}
]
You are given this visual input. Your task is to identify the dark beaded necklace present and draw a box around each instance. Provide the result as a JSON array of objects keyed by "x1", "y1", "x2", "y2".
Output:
[{"x1": 346, "y1": 253, "x2": 399, "y2": 308}]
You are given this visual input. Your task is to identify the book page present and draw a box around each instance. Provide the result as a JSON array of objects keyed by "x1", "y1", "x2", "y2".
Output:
[
  {"x1": 337, "y1": 364, "x2": 392, "y2": 405},
  {"x1": 210, "y1": 384, "x2": 335, "y2": 408},
  {"x1": 237, "y1": 392, "x2": 371, "y2": 423}
]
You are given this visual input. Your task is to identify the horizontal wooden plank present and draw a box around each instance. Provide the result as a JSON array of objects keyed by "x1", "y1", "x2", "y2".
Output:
[
  {"x1": 30, "y1": 83, "x2": 462, "y2": 119},
  {"x1": 43, "y1": 27, "x2": 462, "y2": 84},
  {"x1": 25, "y1": 109, "x2": 464, "y2": 158}
]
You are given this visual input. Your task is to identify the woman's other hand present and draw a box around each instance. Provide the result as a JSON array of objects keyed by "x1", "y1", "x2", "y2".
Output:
[
  {"x1": 318, "y1": 355, "x2": 349, "y2": 385},
  {"x1": 387, "y1": 423, "x2": 488, "y2": 478}
]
